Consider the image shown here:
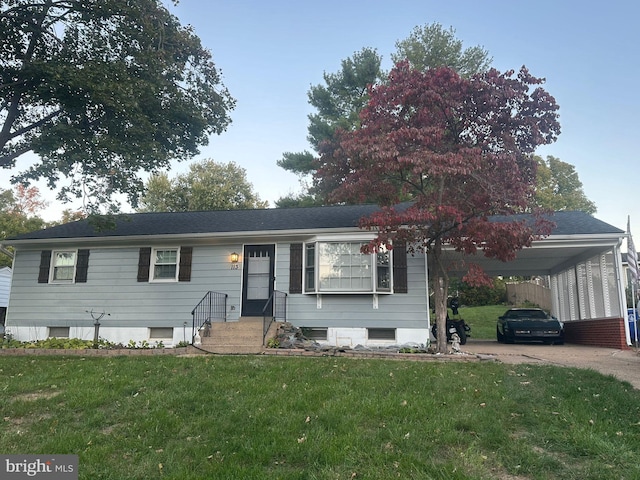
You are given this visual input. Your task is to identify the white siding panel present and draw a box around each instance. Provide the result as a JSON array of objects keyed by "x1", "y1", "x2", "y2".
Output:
[{"x1": 0, "y1": 267, "x2": 11, "y2": 307}]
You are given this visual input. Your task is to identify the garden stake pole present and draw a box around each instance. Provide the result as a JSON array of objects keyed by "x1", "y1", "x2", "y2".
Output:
[
  {"x1": 87, "y1": 310, "x2": 109, "y2": 349},
  {"x1": 93, "y1": 319, "x2": 100, "y2": 349}
]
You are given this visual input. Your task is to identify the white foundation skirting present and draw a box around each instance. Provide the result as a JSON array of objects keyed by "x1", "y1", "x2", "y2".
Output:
[{"x1": 6, "y1": 325, "x2": 430, "y2": 349}]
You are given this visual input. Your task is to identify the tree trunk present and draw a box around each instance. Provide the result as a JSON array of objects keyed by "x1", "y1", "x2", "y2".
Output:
[{"x1": 429, "y1": 239, "x2": 449, "y2": 353}]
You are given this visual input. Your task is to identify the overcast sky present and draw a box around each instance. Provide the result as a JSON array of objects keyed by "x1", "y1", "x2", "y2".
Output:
[{"x1": 7, "y1": 0, "x2": 640, "y2": 245}]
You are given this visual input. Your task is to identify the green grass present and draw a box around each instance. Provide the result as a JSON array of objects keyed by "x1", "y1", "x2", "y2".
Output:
[
  {"x1": 452, "y1": 304, "x2": 508, "y2": 340},
  {"x1": 2, "y1": 355, "x2": 640, "y2": 479}
]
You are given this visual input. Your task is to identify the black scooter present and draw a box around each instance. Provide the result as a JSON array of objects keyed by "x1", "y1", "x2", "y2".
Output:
[{"x1": 431, "y1": 297, "x2": 471, "y2": 345}]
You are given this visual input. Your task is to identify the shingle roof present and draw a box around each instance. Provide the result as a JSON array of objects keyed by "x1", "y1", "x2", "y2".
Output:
[
  {"x1": 491, "y1": 211, "x2": 624, "y2": 236},
  {"x1": 8, "y1": 204, "x2": 384, "y2": 240},
  {"x1": 6, "y1": 205, "x2": 624, "y2": 242}
]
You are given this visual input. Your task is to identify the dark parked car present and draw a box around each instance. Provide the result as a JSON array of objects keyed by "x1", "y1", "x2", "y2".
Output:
[{"x1": 497, "y1": 308, "x2": 564, "y2": 344}]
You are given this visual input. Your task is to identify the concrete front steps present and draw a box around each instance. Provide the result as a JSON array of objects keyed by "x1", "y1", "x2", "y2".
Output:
[{"x1": 198, "y1": 317, "x2": 277, "y2": 354}]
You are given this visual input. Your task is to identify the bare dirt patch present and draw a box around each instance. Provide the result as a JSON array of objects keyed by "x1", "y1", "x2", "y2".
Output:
[{"x1": 13, "y1": 390, "x2": 61, "y2": 402}]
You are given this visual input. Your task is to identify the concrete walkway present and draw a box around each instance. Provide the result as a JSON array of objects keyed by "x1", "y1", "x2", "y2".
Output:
[{"x1": 462, "y1": 339, "x2": 640, "y2": 389}]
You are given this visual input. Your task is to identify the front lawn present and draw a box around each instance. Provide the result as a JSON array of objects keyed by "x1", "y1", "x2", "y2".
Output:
[{"x1": 1, "y1": 355, "x2": 639, "y2": 479}]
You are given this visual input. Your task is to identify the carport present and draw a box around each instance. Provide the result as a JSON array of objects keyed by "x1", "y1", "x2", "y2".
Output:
[{"x1": 445, "y1": 211, "x2": 629, "y2": 349}]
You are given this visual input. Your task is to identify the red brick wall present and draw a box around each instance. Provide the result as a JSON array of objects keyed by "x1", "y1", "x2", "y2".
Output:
[{"x1": 563, "y1": 318, "x2": 629, "y2": 349}]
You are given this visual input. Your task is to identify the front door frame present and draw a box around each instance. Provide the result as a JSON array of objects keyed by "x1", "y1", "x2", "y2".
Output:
[{"x1": 241, "y1": 244, "x2": 275, "y2": 317}]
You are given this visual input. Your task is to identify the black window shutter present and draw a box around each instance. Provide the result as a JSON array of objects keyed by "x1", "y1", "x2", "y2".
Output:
[
  {"x1": 393, "y1": 241, "x2": 408, "y2": 294},
  {"x1": 75, "y1": 249, "x2": 90, "y2": 283},
  {"x1": 289, "y1": 243, "x2": 303, "y2": 294},
  {"x1": 38, "y1": 250, "x2": 52, "y2": 283},
  {"x1": 137, "y1": 247, "x2": 151, "y2": 282},
  {"x1": 178, "y1": 246, "x2": 193, "y2": 282}
]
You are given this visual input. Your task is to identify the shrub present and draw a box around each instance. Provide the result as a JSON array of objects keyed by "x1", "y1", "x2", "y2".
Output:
[
  {"x1": 0, "y1": 337, "x2": 171, "y2": 350},
  {"x1": 451, "y1": 277, "x2": 507, "y2": 306}
]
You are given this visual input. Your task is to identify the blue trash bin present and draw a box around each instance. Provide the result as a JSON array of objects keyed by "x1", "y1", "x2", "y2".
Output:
[{"x1": 629, "y1": 308, "x2": 639, "y2": 342}]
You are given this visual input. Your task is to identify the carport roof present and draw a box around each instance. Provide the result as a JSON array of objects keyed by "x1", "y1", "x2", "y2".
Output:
[
  {"x1": 5, "y1": 206, "x2": 624, "y2": 277},
  {"x1": 451, "y1": 212, "x2": 624, "y2": 277}
]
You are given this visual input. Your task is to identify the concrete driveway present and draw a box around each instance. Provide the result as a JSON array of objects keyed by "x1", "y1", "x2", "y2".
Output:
[{"x1": 463, "y1": 339, "x2": 640, "y2": 389}]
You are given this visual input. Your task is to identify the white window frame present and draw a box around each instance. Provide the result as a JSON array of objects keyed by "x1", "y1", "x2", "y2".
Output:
[
  {"x1": 367, "y1": 327, "x2": 396, "y2": 341},
  {"x1": 150, "y1": 247, "x2": 180, "y2": 282},
  {"x1": 301, "y1": 327, "x2": 328, "y2": 341},
  {"x1": 149, "y1": 327, "x2": 174, "y2": 340},
  {"x1": 304, "y1": 239, "x2": 393, "y2": 294},
  {"x1": 48, "y1": 326, "x2": 70, "y2": 338},
  {"x1": 49, "y1": 250, "x2": 77, "y2": 284}
]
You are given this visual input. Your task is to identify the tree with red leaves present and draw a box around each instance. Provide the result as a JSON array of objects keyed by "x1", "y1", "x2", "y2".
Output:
[{"x1": 316, "y1": 62, "x2": 561, "y2": 353}]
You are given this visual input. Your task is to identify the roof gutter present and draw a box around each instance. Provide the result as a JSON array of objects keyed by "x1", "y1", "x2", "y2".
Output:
[{"x1": 2, "y1": 226, "x2": 369, "y2": 249}]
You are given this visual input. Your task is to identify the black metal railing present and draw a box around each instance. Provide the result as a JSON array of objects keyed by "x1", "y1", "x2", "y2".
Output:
[
  {"x1": 262, "y1": 290, "x2": 287, "y2": 340},
  {"x1": 191, "y1": 291, "x2": 228, "y2": 342}
]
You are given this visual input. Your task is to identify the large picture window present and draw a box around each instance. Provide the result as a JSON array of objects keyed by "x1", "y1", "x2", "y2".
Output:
[{"x1": 305, "y1": 241, "x2": 392, "y2": 293}]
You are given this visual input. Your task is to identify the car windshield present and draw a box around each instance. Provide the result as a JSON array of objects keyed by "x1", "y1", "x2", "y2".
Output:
[{"x1": 504, "y1": 309, "x2": 548, "y2": 319}]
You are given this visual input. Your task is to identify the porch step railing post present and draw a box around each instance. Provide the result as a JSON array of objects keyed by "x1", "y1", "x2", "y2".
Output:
[
  {"x1": 191, "y1": 291, "x2": 228, "y2": 343},
  {"x1": 262, "y1": 290, "x2": 287, "y2": 341}
]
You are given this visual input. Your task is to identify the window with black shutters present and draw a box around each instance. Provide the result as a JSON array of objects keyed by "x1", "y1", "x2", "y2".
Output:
[
  {"x1": 138, "y1": 247, "x2": 192, "y2": 282},
  {"x1": 38, "y1": 249, "x2": 90, "y2": 284}
]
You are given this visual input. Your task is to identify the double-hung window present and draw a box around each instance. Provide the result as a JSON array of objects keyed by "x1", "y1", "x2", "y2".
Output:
[
  {"x1": 305, "y1": 241, "x2": 392, "y2": 293},
  {"x1": 376, "y1": 249, "x2": 391, "y2": 291},
  {"x1": 305, "y1": 244, "x2": 315, "y2": 292},
  {"x1": 39, "y1": 249, "x2": 89, "y2": 284},
  {"x1": 50, "y1": 251, "x2": 77, "y2": 283},
  {"x1": 151, "y1": 248, "x2": 179, "y2": 281},
  {"x1": 137, "y1": 246, "x2": 192, "y2": 283}
]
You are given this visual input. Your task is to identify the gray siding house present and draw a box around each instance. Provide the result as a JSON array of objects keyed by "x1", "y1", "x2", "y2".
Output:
[
  {"x1": 3, "y1": 204, "x2": 429, "y2": 347},
  {"x1": 2, "y1": 205, "x2": 630, "y2": 348}
]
